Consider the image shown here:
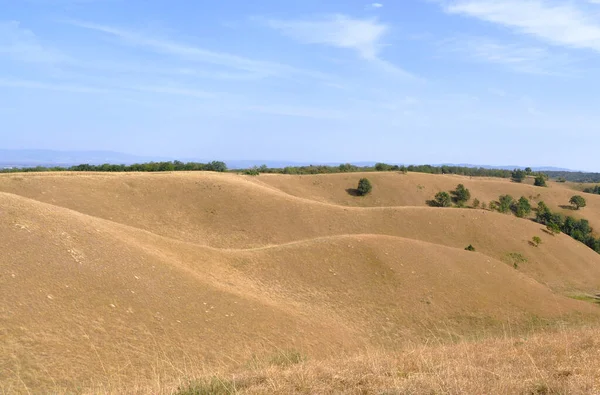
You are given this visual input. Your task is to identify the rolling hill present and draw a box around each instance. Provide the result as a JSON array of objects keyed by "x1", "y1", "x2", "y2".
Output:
[{"x1": 1, "y1": 171, "x2": 599, "y2": 393}]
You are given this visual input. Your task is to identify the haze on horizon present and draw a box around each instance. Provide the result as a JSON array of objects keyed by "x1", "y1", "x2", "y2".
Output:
[{"x1": 2, "y1": 0, "x2": 600, "y2": 171}]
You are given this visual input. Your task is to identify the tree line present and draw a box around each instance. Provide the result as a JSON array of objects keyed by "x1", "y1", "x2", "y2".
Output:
[{"x1": 0, "y1": 161, "x2": 228, "y2": 173}]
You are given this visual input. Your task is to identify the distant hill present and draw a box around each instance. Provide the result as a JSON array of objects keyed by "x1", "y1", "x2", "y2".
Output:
[{"x1": 0, "y1": 149, "x2": 586, "y2": 174}]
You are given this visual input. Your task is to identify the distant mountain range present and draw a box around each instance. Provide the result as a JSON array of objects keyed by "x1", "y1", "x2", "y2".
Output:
[{"x1": 0, "y1": 149, "x2": 582, "y2": 173}]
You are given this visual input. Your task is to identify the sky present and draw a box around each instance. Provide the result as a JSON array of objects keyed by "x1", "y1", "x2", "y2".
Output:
[{"x1": 1, "y1": 0, "x2": 600, "y2": 170}]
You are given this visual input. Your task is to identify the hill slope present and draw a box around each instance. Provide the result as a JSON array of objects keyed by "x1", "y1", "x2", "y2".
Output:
[{"x1": 1, "y1": 172, "x2": 599, "y2": 393}]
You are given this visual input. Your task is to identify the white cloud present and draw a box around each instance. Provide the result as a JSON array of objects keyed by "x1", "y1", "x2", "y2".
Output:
[
  {"x1": 266, "y1": 14, "x2": 387, "y2": 59},
  {"x1": 441, "y1": 36, "x2": 577, "y2": 75},
  {"x1": 369, "y1": 3, "x2": 384, "y2": 8},
  {"x1": 444, "y1": 0, "x2": 600, "y2": 53},
  {"x1": 264, "y1": 15, "x2": 415, "y2": 78},
  {"x1": 0, "y1": 77, "x2": 110, "y2": 93},
  {"x1": 66, "y1": 20, "x2": 328, "y2": 80}
]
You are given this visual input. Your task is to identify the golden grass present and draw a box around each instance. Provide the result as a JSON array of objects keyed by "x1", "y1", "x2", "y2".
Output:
[{"x1": 1, "y1": 171, "x2": 600, "y2": 393}]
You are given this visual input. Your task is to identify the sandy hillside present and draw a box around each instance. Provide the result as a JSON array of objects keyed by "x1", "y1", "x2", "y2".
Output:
[{"x1": 1, "y1": 171, "x2": 599, "y2": 393}]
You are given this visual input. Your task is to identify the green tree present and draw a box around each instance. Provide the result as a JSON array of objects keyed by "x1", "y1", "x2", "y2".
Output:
[
  {"x1": 570, "y1": 195, "x2": 587, "y2": 210},
  {"x1": 514, "y1": 196, "x2": 532, "y2": 218},
  {"x1": 511, "y1": 169, "x2": 526, "y2": 183},
  {"x1": 472, "y1": 198, "x2": 480, "y2": 209},
  {"x1": 356, "y1": 178, "x2": 373, "y2": 196},
  {"x1": 451, "y1": 184, "x2": 471, "y2": 206},
  {"x1": 432, "y1": 191, "x2": 452, "y2": 207},
  {"x1": 498, "y1": 195, "x2": 514, "y2": 213},
  {"x1": 525, "y1": 167, "x2": 533, "y2": 174},
  {"x1": 208, "y1": 161, "x2": 227, "y2": 172},
  {"x1": 534, "y1": 175, "x2": 547, "y2": 187},
  {"x1": 547, "y1": 223, "x2": 561, "y2": 235}
]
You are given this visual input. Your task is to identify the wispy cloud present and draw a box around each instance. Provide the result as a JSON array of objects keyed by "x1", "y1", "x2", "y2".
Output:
[
  {"x1": 441, "y1": 36, "x2": 578, "y2": 75},
  {"x1": 66, "y1": 20, "x2": 328, "y2": 80},
  {"x1": 0, "y1": 21, "x2": 67, "y2": 64},
  {"x1": 443, "y1": 0, "x2": 600, "y2": 53},
  {"x1": 0, "y1": 77, "x2": 110, "y2": 93},
  {"x1": 263, "y1": 15, "x2": 416, "y2": 78},
  {"x1": 367, "y1": 3, "x2": 384, "y2": 9}
]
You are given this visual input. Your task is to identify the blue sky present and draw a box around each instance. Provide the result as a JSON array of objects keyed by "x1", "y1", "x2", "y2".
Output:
[{"x1": 1, "y1": 0, "x2": 600, "y2": 170}]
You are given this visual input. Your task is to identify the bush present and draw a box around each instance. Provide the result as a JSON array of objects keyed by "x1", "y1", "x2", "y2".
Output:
[
  {"x1": 243, "y1": 167, "x2": 260, "y2": 176},
  {"x1": 547, "y1": 223, "x2": 561, "y2": 235},
  {"x1": 570, "y1": 195, "x2": 587, "y2": 210},
  {"x1": 513, "y1": 196, "x2": 532, "y2": 218},
  {"x1": 532, "y1": 236, "x2": 542, "y2": 247},
  {"x1": 429, "y1": 191, "x2": 452, "y2": 207},
  {"x1": 356, "y1": 178, "x2": 373, "y2": 196},
  {"x1": 498, "y1": 195, "x2": 514, "y2": 213},
  {"x1": 472, "y1": 198, "x2": 480, "y2": 208},
  {"x1": 534, "y1": 175, "x2": 547, "y2": 187},
  {"x1": 451, "y1": 184, "x2": 471, "y2": 206},
  {"x1": 465, "y1": 244, "x2": 476, "y2": 252},
  {"x1": 511, "y1": 169, "x2": 526, "y2": 183}
]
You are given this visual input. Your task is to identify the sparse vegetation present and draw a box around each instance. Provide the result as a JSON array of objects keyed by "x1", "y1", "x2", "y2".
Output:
[
  {"x1": 570, "y1": 195, "x2": 587, "y2": 210},
  {"x1": 465, "y1": 244, "x2": 476, "y2": 251},
  {"x1": 532, "y1": 236, "x2": 542, "y2": 247},
  {"x1": 356, "y1": 178, "x2": 373, "y2": 196},
  {"x1": 534, "y1": 175, "x2": 547, "y2": 187},
  {"x1": 505, "y1": 252, "x2": 528, "y2": 269}
]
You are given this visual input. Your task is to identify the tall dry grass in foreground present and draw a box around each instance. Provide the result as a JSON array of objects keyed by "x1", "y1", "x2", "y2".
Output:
[
  {"x1": 175, "y1": 327, "x2": 600, "y2": 395},
  {"x1": 17, "y1": 326, "x2": 594, "y2": 395}
]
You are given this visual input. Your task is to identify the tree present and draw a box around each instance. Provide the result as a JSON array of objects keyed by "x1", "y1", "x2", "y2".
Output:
[
  {"x1": 511, "y1": 169, "x2": 526, "y2": 183},
  {"x1": 356, "y1": 178, "x2": 372, "y2": 196},
  {"x1": 472, "y1": 198, "x2": 480, "y2": 209},
  {"x1": 208, "y1": 161, "x2": 227, "y2": 172},
  {"x1": 532, "y1": 236, "x2": 542, "y2": 247},
  {"x1": 514, "y1": 196, "x2": 532, "y2": 218},
  {"x1": 498, "y1": 195, "x2": 514, "y2": 213},
  {"x1": 570, "y1": 195, "x2": 587, "y2": 210},
  {"x1": 525, "y1": 167, "x2": 533, "y2": 174},
  {"x1": 451, "y1": 184, "x2": 471, "y2": 206},
  {"x1": 432, "y1": 191, "x2": 452, "y2": 207},
  {"x1": 535, "y1": 201, "x2": 552, "y2": 224},
  {"x1": 534, "y1": 175, "x2": 547, "y2": 187}
]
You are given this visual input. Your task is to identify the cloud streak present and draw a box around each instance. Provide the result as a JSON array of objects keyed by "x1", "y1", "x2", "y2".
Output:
[
  {"x1": 441, "y1": 36, "x2": 578, "y2": 75},
  {"x1": 263, "y1": 15, "x2": 416, "y2": 79},
  {"x1": 66, "y1": 20, "x2": 329, "y2": 80},
  {"x1": 444, "y1": 0, "x2": 600, "y2": 53}
]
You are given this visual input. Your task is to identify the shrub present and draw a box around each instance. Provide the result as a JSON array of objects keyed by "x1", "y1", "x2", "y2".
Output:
[
  {"x1": 465, "y1": 244, "x2": 476, "y2": 252},
  {"x1": 243, "y1": 167, "x2": 260, "y2": 176},
  {"x1": 451, "y1": 184, "x2": 471, "y2": 206},
  {"x1": 534, "y1": 175, "x2": 547, "y2": 187},
  {"x1": 513, "y1": 196, "x2": 532, "y2": 218},
  {"x1": 429, "y1": 191, "x2": 452, "y2": 207},
  {"x1": 498, "y1": 195, "x2": 514, "y2": 213},
  {"x1": 570, "y1": 195, "x2": 587, "y2": 210},
  {"x1": 532, "y1": 236, "x2": 542, "y2": 247},
  {"x1": 472, "y1": 198, "x2": 480, "y2": 209},
  {"x1": 356, "y1": 178, "x2": 373, "y2": 196},
  {"x1": 547, "y1": 223, "x2": 561, "y2": 235},
  {"x1": 511, "y1": 169, "x2": 526, "y2": 183}
]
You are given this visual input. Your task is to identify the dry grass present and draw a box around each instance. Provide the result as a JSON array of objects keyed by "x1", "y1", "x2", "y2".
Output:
[
  {"x1": 1, "y1": 171, "x2": 600, "y2": 393},
  {"x1": 173, "y1": 326, "x2": 600, "y2": 395}
]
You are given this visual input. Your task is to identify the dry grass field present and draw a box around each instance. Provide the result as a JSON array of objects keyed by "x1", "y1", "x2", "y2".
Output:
[{"x1": 1, "y1": 171, "x2": 599, "y2": 394}]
